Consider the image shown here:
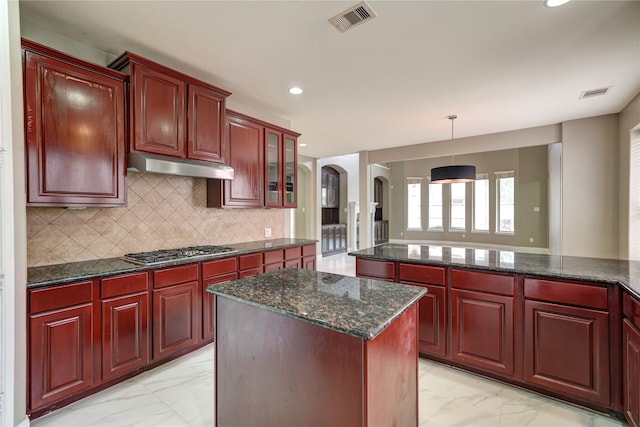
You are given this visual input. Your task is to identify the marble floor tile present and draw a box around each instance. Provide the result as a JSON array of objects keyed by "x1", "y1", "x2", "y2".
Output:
[{"x1": 316, "y1": 251, "x2": 356, "y2": 276}]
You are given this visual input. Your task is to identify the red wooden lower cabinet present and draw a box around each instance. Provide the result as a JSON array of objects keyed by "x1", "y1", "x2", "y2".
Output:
[
  {"x1": 215, "y1": 297, "x2": 418, "y2": 427},
  {"x1": 451, "y1": 288, "x2": 515, "y2": 377},
  {"x1": 624, "y1": 319, "x2": 640, "y2": 427},
  {"x1": 202, "y1": 272, "x2": 237, "y2": 341},
  {"x1": 524, "y1": 300, "x2": 610, "y2": 406},
  {"x1": 101, "y1": 272, "x2": 149, "y2": 381},
  {"x1": 29, "y1": 281, "x2": 94, "y2": 410},
  {"x1": 402, "y1": 282, "x2": 446, "y2": 357},
  {"x1": 153, "y1": 265, "x2": 199, "y2": 360}
]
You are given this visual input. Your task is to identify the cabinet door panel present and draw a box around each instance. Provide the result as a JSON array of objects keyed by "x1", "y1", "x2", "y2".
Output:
[
  {"x1": 451, "y1": 289, "x2": 514, "y2": 376},
  {"x1": 29, "y1": 304, "x2": 93, "y2": 410},
  {"x1": 303, "y1": 256, "x2": 316, "y2": 271},
  {"x1": 203, "y1": 272, "x2": 238, "y2": 341},
  {"x1": 24, "y1": 49, "x2": 126, "y2": 206},
  {"x1": 223, "y1": 115, "x2": 264, "y2": 207},
  {"x1": 188, "y1": 84, "x2": 226, "y2": 162},
  {"x1": 283, "y1": 134, "x2": 297, "y2": 207},
  {"x1": 625, "y1": 319, "x2": 640, "y2": 427},
  {"x1": 524, "y1": 300, "x2": 609, "y2": 406},
  {"x1": 102, "y1": 293, "x2": 149, "y2": 381},
  {"x1": 402, "y1": 282, "x2": 446, "y2": 357},
  {"x1": 153, "y1": 281, "x2": 198, "y2": 360},
  {"x1": 265, "y1": 129, "x2": 282, "y2": 207},
  {"x1": 133, "y1": 64, "x2": 186, "y2": 157}
]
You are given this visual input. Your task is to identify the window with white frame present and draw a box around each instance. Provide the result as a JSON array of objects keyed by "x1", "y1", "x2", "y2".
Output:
[
  {"x1": 407, "y1": 177, "x2": 422, "y2": 230},
  {"x1": 473, "y1": 174, "x2": 489, "y2": 232},
  {"x1": 496, "y1": 171, "x2": 515, "y2": 234},
  {"x1": 449, "y1": 182, "x2": 466, "y2": 231},
  {"x1": 428, "y1": 181, "x2": 443, "y2": 230}
]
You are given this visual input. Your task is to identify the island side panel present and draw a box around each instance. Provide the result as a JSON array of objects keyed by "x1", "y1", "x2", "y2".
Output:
[
  {"x1": 364, "y1": 303, "x2": 419, "y2": 427},
  {"x1": 215, "y1": 296, "x2": 364, "y2": 427}
]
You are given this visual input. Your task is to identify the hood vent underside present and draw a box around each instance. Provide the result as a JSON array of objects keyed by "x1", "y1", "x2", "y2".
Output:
[
  {"x1": 329, "y1": 1, "x2": 377, "y2": 33},
  {"x1": 128, "y1": 151, "x2": 234, "y2": 180}
]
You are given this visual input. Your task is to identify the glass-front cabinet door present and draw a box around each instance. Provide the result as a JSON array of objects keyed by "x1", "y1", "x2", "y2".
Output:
[
  {"x1": 283, "y1": 134, "x2": 297, "y2": 208},
  {"x1": 265, "y1": 129, "x2": 282, "y2": 207}
]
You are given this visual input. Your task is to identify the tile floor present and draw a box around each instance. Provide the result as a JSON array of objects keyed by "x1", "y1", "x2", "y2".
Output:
[{"x1": 31, "y1": 253, "x2": 628, "y2": 427}]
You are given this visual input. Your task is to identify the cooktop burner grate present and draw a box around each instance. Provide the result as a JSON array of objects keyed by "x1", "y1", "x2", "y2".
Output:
[{"x1": 122, "y1": 245, "x2": 238, "y2": 265}]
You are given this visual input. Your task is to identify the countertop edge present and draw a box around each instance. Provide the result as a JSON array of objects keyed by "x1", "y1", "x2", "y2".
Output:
[
  {"x1": 210, "y1": 283, "x2": 426, "y2": 341},
  {"x1": 27, "y1": 239, "x2": 318, "y2": 288},
  {"x1": 349, "y1": 250, "x2": 637, "y2": 299}
]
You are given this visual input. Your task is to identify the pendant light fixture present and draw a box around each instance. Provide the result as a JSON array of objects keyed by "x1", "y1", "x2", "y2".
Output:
[{"x1": 430, "y1": 115, "x2": 476, "y2": 183}]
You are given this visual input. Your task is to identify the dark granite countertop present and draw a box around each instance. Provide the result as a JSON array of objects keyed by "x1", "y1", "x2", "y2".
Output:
[
  {"x1": 27, "y1": 238, "x2": 317, "y2": 288},
  {"x1": 349, "y1": 243, "x2": 640, "y2": 299},
  {"x1": 207, "y1": 268, "x2": 426, "y2": 340}
]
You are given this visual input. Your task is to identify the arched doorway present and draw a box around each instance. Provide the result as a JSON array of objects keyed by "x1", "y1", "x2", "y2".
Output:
[
  {"x1": 321, "y1": 166, "x2": 347, "y2": 256},
  {"x1": 373, "y1": 176, "x2": 389, "y2": 245}
]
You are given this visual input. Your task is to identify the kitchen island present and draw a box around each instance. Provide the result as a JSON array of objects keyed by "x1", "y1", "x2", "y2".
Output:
[{"x1": 207, "y1": 268, "x2": 426, "y2": 427}]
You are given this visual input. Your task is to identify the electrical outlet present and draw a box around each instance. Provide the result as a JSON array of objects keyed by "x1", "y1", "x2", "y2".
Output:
[
  {"x1": 530, "y1": 237, "x2": 534, "y2": 243},
  {"x1": 265, "y1": 228, "x2": 272, "y2": 238}
]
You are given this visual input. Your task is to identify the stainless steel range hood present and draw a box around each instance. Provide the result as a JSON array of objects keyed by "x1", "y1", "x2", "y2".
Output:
[{"x1": 128, "y1": 151, "x2": 234, "y2": 180}]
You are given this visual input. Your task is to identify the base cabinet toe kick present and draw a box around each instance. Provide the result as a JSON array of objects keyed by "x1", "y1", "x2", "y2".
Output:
[{"x1": 354, "y1": 255, "x2": 628, "y2": 421}]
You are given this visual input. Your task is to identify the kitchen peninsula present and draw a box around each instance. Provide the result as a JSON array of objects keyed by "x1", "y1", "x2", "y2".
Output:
[
  {"x1": 349, "y1": 243, "x2": 640, "y2": 424},
  {"x1": 207, "y1": 268, "x2": 426, "y2": 427}
]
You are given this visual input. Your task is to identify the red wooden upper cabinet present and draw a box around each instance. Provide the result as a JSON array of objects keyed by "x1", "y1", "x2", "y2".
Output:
[
  {"x1": 264, "y1": 128, "x2": 298, "y2": 208},
  {"x1": 109, "y1": 52, "x2": 231, "y2": 163},
  {"x1": 22, "y1": 39, "x2": 127, "y2": 206}
]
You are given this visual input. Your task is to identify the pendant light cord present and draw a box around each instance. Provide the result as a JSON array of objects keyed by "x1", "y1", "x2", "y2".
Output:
[{"x1": 449, "y1": 114, "x2": 457, "y2": 166}]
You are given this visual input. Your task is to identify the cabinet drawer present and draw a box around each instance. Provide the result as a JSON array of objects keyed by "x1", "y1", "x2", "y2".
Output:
[
  {"x1": 30, "y1": 281, "x2": 93, "y2": 314},
  {"x1": 624, "y1": 292, "x2": 640, "y2": 328},
  {"x1": 398, "y1": 263, "x2": 445, "y2": 286},
  {"x1": 202, "y1": 257, "x2": 237, "y2": 278},
  {"x1": 356, "y1": 258, "x2": 395, "y2": 280},
  {"x1": 239, "y1": 267, "x2": 262, "y2": 278},
  {"x1": 284, "y1": 246, "x2": 301, "y2": 260},
  {"x1": 154, "y1": 264, "x2": 199, "y2": 289},
  {"x1": 239, "y1": 253, "x2": 262, "y2": 270},
  {"x1": 302, "y1": 244, "x2": 316, "y2": 257},
  {"x1": 524, "y1": 278, "x2": 608, "y2": 310},
  {"x1": 452, "y1": 269, "x2": 514, "y2": 296},
  {"x1": 101, "y1": 272, "x2": 148, "y2": 299},
  {"x1": 264, "y1": 250, "x2": 284, "y2": 265}
]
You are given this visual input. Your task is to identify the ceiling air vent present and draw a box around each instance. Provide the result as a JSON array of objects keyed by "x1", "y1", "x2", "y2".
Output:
[
  {"x1": 329, "y1": 1, "x2": 377, "y2": 33},
  {"x1": 579, "y1": 87, "x2": 611, "y2": 99}
]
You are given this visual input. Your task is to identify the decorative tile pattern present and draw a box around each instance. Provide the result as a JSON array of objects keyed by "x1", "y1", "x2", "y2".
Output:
[{"x1": 27, "y1": 172, "x2": 285, "y2": 267}]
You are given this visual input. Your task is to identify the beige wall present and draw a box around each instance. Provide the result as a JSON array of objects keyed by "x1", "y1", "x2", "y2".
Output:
[
  {"x1": 369, "y1": 124, "x2": 561, "y2": 164},
  {"x1": 376, "y1": 113, "x2": 633, "y2": 259},
  {"x1": 388, "y1": 145, "x2": 549, "y2": 249},
  {"x1": 27, "y1": 173, "x2": 286, "y2": 267},
  {"x1": 3, "y1": 0, "x2": 27, "y2": 424},
  {"x1": 619, "y1": 93, "x2": 640, "y2": 259},
  {"x1": 561, "y1": 114, "x2": 619, "y2": 258}
]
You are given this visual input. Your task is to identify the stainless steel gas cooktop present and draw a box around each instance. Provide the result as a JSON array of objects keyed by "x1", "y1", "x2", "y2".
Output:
[{"x1": 122, "y1": 245, "x2": 238, "y2": 265}]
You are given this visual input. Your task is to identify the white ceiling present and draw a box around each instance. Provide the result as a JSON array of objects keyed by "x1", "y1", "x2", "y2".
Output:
[{"x1": 18, "y1": 0, "x2": 640, "y2": 159}]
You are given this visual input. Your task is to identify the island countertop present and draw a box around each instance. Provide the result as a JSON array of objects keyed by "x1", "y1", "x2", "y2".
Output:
[
  {"x1": 349, "y1": 243, "x2": 640, "y2": 299},
  {"x1": 207, "y1": 268, "x2": 426, "y2": 340}
]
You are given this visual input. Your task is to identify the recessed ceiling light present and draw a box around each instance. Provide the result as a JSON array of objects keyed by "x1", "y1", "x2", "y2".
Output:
[
  {"x1": 298, "y1": 143, "x2": 307, "y2": 147},
  {"x1": 544, "y1": 0, "x2": 570, "y2": 7},
  {"x1": 288, "y1": 87, "x2": 303, "y2": 95}
]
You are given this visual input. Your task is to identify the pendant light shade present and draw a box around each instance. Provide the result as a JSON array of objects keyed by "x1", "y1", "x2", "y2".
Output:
[
  {"x1": 430, "y1": 115, "x2": 476, "y2": 184},
  {"x1": 430, "y1": 165, "x2": 476, "y2": 183}
]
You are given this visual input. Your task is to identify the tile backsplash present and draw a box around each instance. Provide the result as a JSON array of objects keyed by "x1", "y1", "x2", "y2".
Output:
[{"x1": 27, "y1": 172, "x2": 285, "y2": 267}]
